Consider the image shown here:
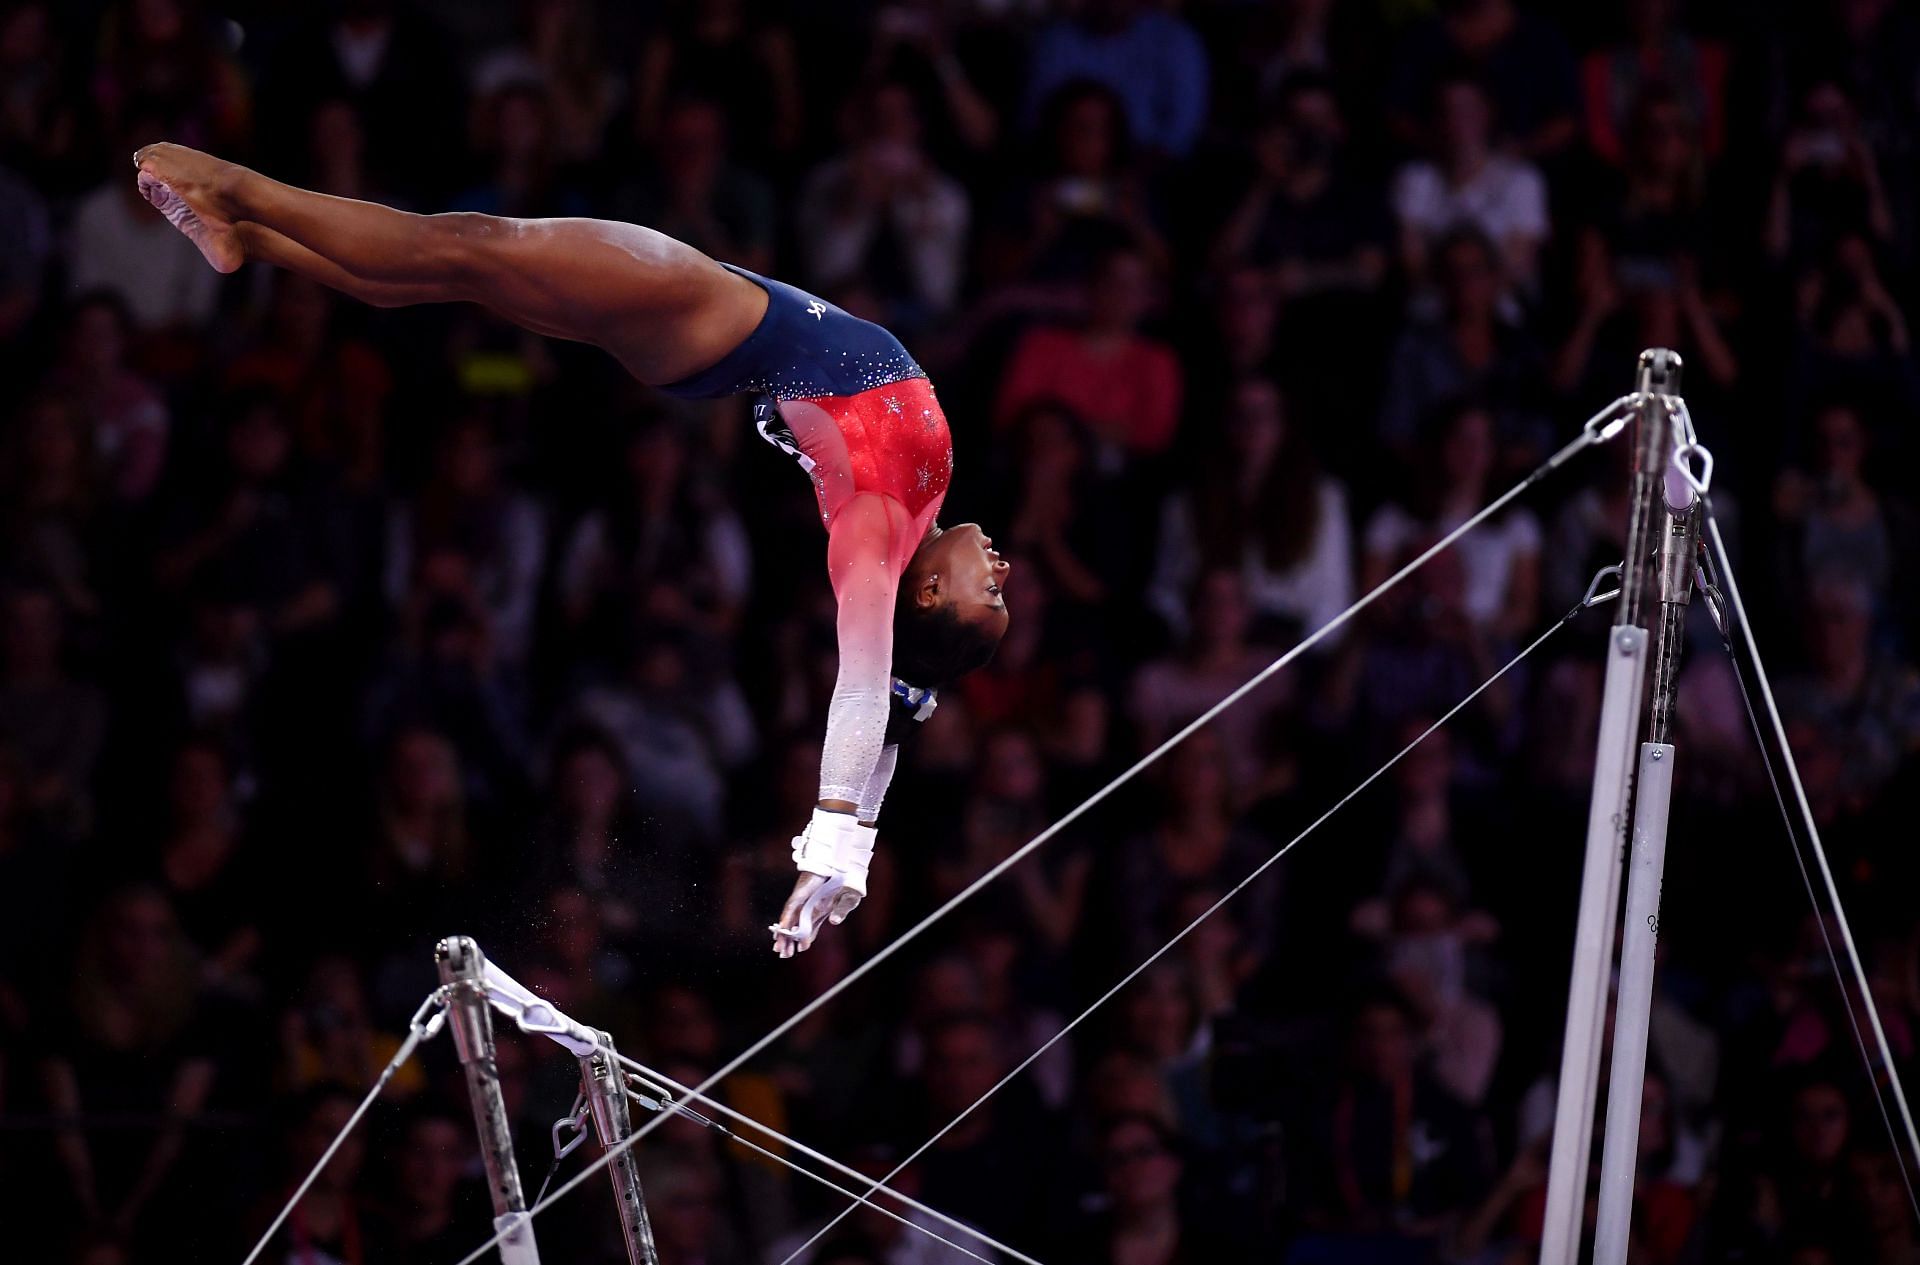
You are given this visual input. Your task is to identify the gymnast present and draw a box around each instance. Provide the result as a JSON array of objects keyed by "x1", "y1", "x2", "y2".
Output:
[{"x1": 132, "y1": 143, "x2": 1011, "y2": 958}]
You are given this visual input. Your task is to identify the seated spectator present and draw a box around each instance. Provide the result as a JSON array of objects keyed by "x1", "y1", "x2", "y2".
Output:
[
  {"x1": 1287, "y1": 990, "x2": 1492, "y2": 1246},
  {"x1": 153, "y1": 393, "x2": 346, "y2": 641},
  {"x1": 1363, "y1": 401, "x2": 1542, "y2": 643},
  {"x1": 243, "y1": 1086, "x2": 369, "y2": 1265},
  {"x1": 798, "y1": 79, "x2": 970, "y2": 331},
  {"x1": 143, "y1": 738, "x2": 264, "y2": 997},
  {"x1": 985, "y1": 79, "x2": 1169, "y2": 287},
  {"x1": 1150, "y1": 376, "x2": 1353, "y2": 649},
  {"x1": 1103, "y1": 729, "x2": 1281, "y2": 963},
  {"x1": 904, "y1": 1013, "x2": 1060, "y2": 1248},
  {"x1": 1773, "y1": 401, "x2": 1916, "y2": 619},
  {"x1": 0, "y1": 2, "x2": 88, "y2": 190},
  {"x1": 0, "y1": 157, "x2": 50, "y2": 342},
  {"x1": 557, "y1": 417, "x2": 750, "y2": 666},
  {"x1": 279, "y1": 954, "x2": 426, "y2": 1100},
  {"x1": 1378, "y1": 231, "x2": 1550, "y2": 458},
  {"x1": 224, "y1": 274, "x2": 391, "y2": 492},
  {"x1": 770, "y1": 1142, "x2": 981, "y2": 1265},
  {"x1": 1392, "y1": 71, "x2": 1549, "y2": 301},
  {"x1": 1130, "y1": 570, "x2": 1295, "y2": 792},
  {"x1": 1788, "y1": 236, "x2": 1918, "y2": 422},
  {"x1": 1765, "y1": 81, "x2": 1897, "y2": 267},
  {"x1": 256, "y1": 0, "x2": 466, "y2": 200},
  {"x1": 995, "y1": 245, "x2": 1181, "y2": 458},
  {"x1": 1848, "y1": 1148, "x2": 1920, "y2": 1265},
  {"x1": 1211, "y1": 73, "x2": 1389, "y2": 303},
  {"x1": 385, "y1": 416, "x2": 546, "y2": 668},
  {"x1": 366, "y1": 1103, "x2": 489, "y2": 1262},
  {"x1": 521, "y1": 726, "x2": 648, "y2": 942},
  {"x1": 1, "y1": 393, "x2": 104, "y2": 620},
  {"x1": 1385, "y1": 0, "x2": 1579, "y2": 160},
  {"x1": 40, "y1": 887, "x2": 217, "y2": 1250},
  {"x1": 470, "y1": 0, "x2": 618, "y2": 163},
  {"x1": 45, "y1": 293, "x2": 169, "y2": 506},
  {"x1": 351, "y1": 724, "x2": 486, "y2": 966},
  {"x1": 91, "y1": 0, "x2": 250, "y2": 151},
  {"x1": 1580, "y1": 0, "x2": 1730, "y2": 166},
  {"x1": 567, "y1": 625, "x2": 755, "y2": 843},
  {"x1": 1023, "y1": 0, "x2": 1209, "y2": 160},
  {"x1": 934, "y1": 728, "x2": 1091, "y2": 958},
  {"x1": 997, "y1": 403, "x2": 1133, "y2": 650},
  {"x1": 452, "y1": 80, "x2": 591, "y2": 219},
  {"x1": 613, "y1": 94, "x2": 775, "y2": 276},
  {"x1": 633, "y1": 0, "x2": 803, "y2": 166},
  {"x1": 0, "y1": 582, "x2": 107, "y2": 839},
  {"x1": 1053, "y1": 1112, "x2": 1246, "y2": 1264},
  {"x1": 1778, "y1": 575, "x2": 1920, "y2": 804},
  {"x1": 1371, "y1": 879, "x2": 1502, "y2": 1108},
  {"x1": 65, "y1": 111, "x2": 221, "y2": 334}
]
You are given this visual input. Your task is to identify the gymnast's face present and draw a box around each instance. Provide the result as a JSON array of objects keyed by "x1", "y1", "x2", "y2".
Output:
[{"x1": 913, "y1": 523, "x2": 1012, "y2": 638}]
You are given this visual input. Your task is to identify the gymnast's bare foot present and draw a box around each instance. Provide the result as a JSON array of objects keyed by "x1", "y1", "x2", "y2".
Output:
[{"x1": 133, "y1": 143, "x2": 245, "y2": 274}]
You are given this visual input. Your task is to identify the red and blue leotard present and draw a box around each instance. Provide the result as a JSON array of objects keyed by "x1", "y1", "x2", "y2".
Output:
[{"x1": 659, "y1": 266, "x2": 953, "y2": 819}]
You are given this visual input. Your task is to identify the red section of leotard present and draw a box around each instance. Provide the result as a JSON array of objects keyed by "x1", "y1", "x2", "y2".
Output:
[{"x1": 778, "y1": 377, "x2": 953, "y2": 530}]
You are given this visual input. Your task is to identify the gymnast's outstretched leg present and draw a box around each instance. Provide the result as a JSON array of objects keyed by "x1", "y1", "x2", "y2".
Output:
[{"x1": 132, "y1": 142, "x2": 768, "y2": 385}]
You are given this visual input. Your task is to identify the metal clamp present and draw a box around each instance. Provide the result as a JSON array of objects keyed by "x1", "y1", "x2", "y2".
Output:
[
  {"x1": 1583, "y1": 563, "x2": 1624, "y2": 609},
  {"x1": 551, "y1": 1092, "x2": 591, "y2": 1163},
  {"x1": 408, "y1": 988, "x2": 450, "y2": 1042},
  {"x1": 1673, "y1": 440, "x2": 1714, "y2": 498},
  {"x1": 1582, "y1": 393, "x2": 1643, "y2": 445}
]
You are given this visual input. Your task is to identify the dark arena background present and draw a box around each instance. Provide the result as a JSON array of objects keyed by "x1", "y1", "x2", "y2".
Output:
[{"x1": 4, "y1": 1, "x2": 1920, "y2": 1263}]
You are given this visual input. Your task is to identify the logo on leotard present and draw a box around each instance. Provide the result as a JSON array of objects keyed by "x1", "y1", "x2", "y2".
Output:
[{"x1": 806, "y1": 299, "x2": 827, "y2": 320}]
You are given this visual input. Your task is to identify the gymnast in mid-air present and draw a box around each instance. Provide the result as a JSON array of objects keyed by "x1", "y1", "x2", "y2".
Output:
[{"x1": 132, "y1": 143, "x2": 1010, "y2": 958}]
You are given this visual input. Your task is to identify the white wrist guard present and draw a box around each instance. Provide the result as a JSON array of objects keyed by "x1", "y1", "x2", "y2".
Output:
[{"x1": 791, "y1": 807, "x2": 876, "y2": 897}]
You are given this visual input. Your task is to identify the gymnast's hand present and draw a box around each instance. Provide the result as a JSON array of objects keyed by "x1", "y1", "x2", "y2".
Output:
[{"x1": 771, "y1": 808, "x2": 873, "y2": 958}]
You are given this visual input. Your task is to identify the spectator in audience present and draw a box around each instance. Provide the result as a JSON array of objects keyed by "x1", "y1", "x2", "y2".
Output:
[
  {"x1": 1766, "y1": 81, "x2": 1897, "y2": 267},
  {"x1": 66, "y1": 111, "x2": 221, "y2": 333},
  {"x1": 1580, "y1": 0, "x2": 1731, "y2": 166},
  {"x1": 1054, "y1": 1112, "x2": 1243, "y2": 1263},
  {"x1": 0, "y1": 582, "x2": 107, "y2": 838},
  {"x1": 798, "y1": 79, "x2": 970, "y2": 331},
  {"x1": 91, "y1": 0, "x2": 250, "y2": 152},
  {"x1": 1211, "y1": 72, "x2": 1389, "y2": 304},
  {"x1": 40, "y1": 887, "x2": 217, "y2": 1250},
  {"x1": 0, "y1": 2, "x2": 88, "y2": 189},
  {"x1": 47, "y1": 293, "x2": 169, "y2": 505},
  {"x1": 1392, "y1": 71, "x2": 1550, "y2": 302},
  {"x1": 1386, "y1": 0, "x2": 1579, "y2": 160},
  {"x1": 557, "y1": 416, "x2": 751, "y2": 665},
  {"x1": 245, "y1": 1086, "x2": 369, "y2": 1264},
  {"x1": 1288, "y1": 990, "x2": 1492, "y2": 1248},
  {"x1": 142, "y1": 738, "x2": 262, "y2": 996},
  {"x1": 1131, "y1": 571, "x2": 1296, "y2": 794},
  {"x1": 0, "y1": 157, "x2": 51, "y2": 340},
  {"x1": 1024, "y1": 0, "x2": 1209, "y2": 160},
  {"x1": 1363, "y1": 400, "x2": 1542, "y2": 643},
  {"x1": 1773, "y1": 400, "x2": 1915, "y2": 620},
  {"x1": 385, "y1": 415, "x2": 546, "y2": 668},
  {"x1": 368, "y1": 1102, "x2": 488, "y2": 1261},
  {"x1": 454, "y1": 80, "x2": 590, "y2": 219},
  {"x1": 1789, "y1": 235, "x2": 1918, "y2": 421},
  {"x1": 987, "y1": 79, "x2": 1168, "y2": 286},
  {"x1": 1, "y1": 394, "x2": 104, "y2": 622},
  {"x1": 1150, "y1": 376, "x2": 1353, "y2": 649},
  {"x1": 469, "y1": 0, "x2": 618, "y2": 164},
  {"x1": 613, "y1": 94, "x2": 776, "y2": 276},
  {"x1": 633, "y1": 0, "x2": 803, "y2": 166},
  {"x1": 995, "y1": 245, "x2": 1181, "y2": 458},
  {"x1": 1379, "y1": 230, "x2": 1550, "y2": 457},
  {"x1": 1779, "y1": 575, "x2": 1920, "y2": 804},
  {"x1": 279, "y1": 954, "x2": 426, "y2": 1100}
]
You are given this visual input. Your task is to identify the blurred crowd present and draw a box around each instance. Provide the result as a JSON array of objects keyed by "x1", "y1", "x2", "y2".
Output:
[{"x1": 3, "y1": 0, "x2": 1920, "y2": 1263}]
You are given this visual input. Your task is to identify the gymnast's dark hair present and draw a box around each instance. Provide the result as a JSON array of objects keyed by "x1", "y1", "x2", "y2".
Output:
[{"x1": 891, "y1": 591, "x2": 1000, "y2": 692}]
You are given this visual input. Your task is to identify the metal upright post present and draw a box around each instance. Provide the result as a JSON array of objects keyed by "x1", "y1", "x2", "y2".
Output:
[
  {"x1": 1537, "y1": 353, "x2": 1672, "y2": 1265},
  {"x1": 1593, "y1": 354, "x2": 1700, "y2": 1265},
  {"x1": 437, "y1": 936, "x2": 542, "y2": 1265},
  {"x1": 580, "y1": 1039, "x2": 660, "y2": 1265}
]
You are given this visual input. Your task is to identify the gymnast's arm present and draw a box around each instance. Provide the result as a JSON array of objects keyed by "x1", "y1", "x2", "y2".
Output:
[{"x1": 816, "y1": 494, "x2": 908, "y2": 816}]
